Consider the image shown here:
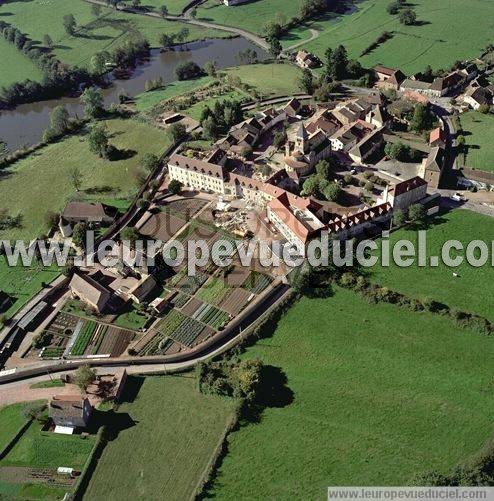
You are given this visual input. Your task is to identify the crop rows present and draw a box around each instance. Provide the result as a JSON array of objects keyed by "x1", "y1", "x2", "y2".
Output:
[
  {"x1": 140, "y1": 310, "x2": 185, "y2": 355},
  {"x1": 192, "y1": 303, "x2": 229, "y2": 330},
  {"x1": 173, "y1": 292, "x2": 191, "y2": 308},
  {"x1": 242, "y1": 272, "x2": 273, "y2": 294},
  {"x1": 197, "y1": 278, "x2": 231, "y2": 305},
  {"x1": 177, "y1": 272, "x2": 208, "y2": 295},
  {"x1": 92, "y1": 326, "x2": 108, "y2": 355},
  {"x1": 70, "y1": 321, "x2": 97, "y2": 356},
  {"x1": 41, "y1": 347, "x2": 64, "y2": 359},
  {"x1": 169, "y1": 317, "x2": 204, "y2": 348}
]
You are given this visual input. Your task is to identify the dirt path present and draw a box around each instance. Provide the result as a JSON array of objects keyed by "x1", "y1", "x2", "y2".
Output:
[{"x1": 286, "y1": 28, "x2": 319, "y2": 51}]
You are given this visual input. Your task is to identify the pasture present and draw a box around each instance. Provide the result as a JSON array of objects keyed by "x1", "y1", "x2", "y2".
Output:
[
  {"x1": 207, "y1": 287, "x2": 494, "y2": 498},
  {"x1": 458, "y1": 111, "x2": 494, "y2": 173},
  {"x1": 300, "y1": 0, "x2": 494, "y2": 74},
  {"x1": 0, "y1": 38, "x2": 42, "y2": 89},
  {"x1": 0, "y1": 0, "x2": 226, "y2": 70},
  {"x1": 369, "y1": 209, "x2": 494, "y2": 321},
  {"x1": 0, "y1": 403, "x2": 29, "y2": 453},
  {"x1": 197, "y1": 0, "x2": 300, "y2": 35},
  {"x1": 0, "y1": 118, "x2": 172, "y2": 241},
  {"x1": 83, "y1": 375, "x2": 237, "y2": 501}
]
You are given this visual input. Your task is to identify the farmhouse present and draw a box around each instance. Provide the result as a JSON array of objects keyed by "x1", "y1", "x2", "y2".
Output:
[
  {"x1": 127, "y1": 274, "x2": 157, "y2": 304},
  {"x1": 463, "y1": 86, "x2": 493, "y2": 110},
  {"x1": 69, "y1": 273, "x2": 112, "y2": 313},
  {"x1": 296, "y1": 50, "x2": 319, "y2": 69},
  {"x1": 373, "y1": 66, "x2": 406, "y2": 91},
  {"x1": 49, "y1": 396, "x2": 93, "y2": 432},
  {"x1": 62, "y1": 202, "x2": 113, "y2": 225}
]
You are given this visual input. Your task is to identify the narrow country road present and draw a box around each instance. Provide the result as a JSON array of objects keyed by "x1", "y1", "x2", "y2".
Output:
[
  {"x1": 83, "y1": 0, "x2": 270, "y2": 51},
  {"x1": 286, "y1": 28, "x2": 319, "y2": 51}
]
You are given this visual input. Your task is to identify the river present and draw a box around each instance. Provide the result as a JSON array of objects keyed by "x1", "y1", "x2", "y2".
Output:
[{"x1": 0, "y1": 37, "x2": 267, "y2": 151}]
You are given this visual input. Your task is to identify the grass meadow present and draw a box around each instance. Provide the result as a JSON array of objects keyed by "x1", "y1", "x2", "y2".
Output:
[
  {"x1": 458, "y1": 112, "x2": 494, "y2": 173},
  {"x1": 84, "y1": 375, "x2": 237, "y2": 501},
  {"x1": 0, "y1": 403, "x2": 29, "y2": 452},
  {"x1": 208, "y1": 287, "x2": 494, "y2": 498},
  {"x1": 369, "y1": 209, "x2": 494, "y2": 321},
  {"x1": 0, "y1": 38, "x2": 43, "y2": 89},
  {"x1": 301, "y1": 0, "x2": 494, "y2": 74},
  {"x1": 197, "y1": 0, "x2": 300, "y2": 35},
  {"x1": 0, "y1": 118, "x2": 172, "y2": 241},
  {"x1": 0, "y1": 0, "x2": 226, "y2": 70},
  {"x1": 197, "y1": 0, "x2": 494, "y2": 74},
  {"x1": 0, "y1": 256, "x2": 60, "y2": 319},
  {"x1": 137, "y1": 0, "x2": 192, "y2": 15}
]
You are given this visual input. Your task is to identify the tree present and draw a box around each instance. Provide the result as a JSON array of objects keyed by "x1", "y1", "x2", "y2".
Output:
[
  {"x1": 264, "y1": 21, "x2": 282, "y2": 40},
  {"x1": 393, "y1": 208, "x2": 406, "y2": 226},
  {"x1": 387, "y1": 1, "x2": 400, "y2": 15},
  {"x1": 22, "y1": 402, "x2": 48, "y2": 423},
  {"x1": 175, "y1": 61, "x2": 202, "y2": 80},
  {"x1": 141, "y1": 153, "x2": 160, "y2": 171},
  {"x1": 202, "y1": 116, "x2": 219, "y2": 140},
  {"x1": 330, "y1": 45, "x2": 349, "y2": 81},
  {"x1": 81, "y1": 87, "x2": 104, "y2": 118},
  {"x1": 74, "y1": 365, "x2": 97, "y2": 394},
  {"x1": 121, "y1": 227, "x2": 139, "y2": 246},
  {"x1": 385, "y1": 142, "x2": 410, "y2": 162},
  {"x1": 456, "y1": 134, "x2": 466, "y2": 152},
  {"x1": 159, "y1": 5, "x2": 168, "y2": 17},
  {"x1": 408, "y1": 203, "x2": 426, "y2": 223},
  {"x1": 315, "y1": 159, "x2": 332, "y2": 179},
  {"x1": 299, "y1": 68, "x2": 314, "y2": 94},
  {"x1": 90, "y1": 52, "x2": 108, "y2": 75},
  {"x1": 399, "y1": 8, "x2": 417, "y2": 25},
  {"x1": 478, "y1": 104, "x2": 491, "y2": 114},
  {"x1": 301, "y1": 176, "x2": 322, "y2": 198},
  {"x1": 204, "y1": 61, "x2": 217, "y2": 77},
  {"x1": 169, "y1": 123, "x2": 187, "y2": 143},
  {"x1": 269, "y1": 38, "x2": 282, "y2": 58},
  {"x1": 364, "y1": 181, "x2": 374, "y2": 192},
  {"x1": 67, "y1": 166, "x2": 83, "y2": 192},
  {"x1": 132, "y1": 0, "x2": 141, "y2": 7},
  {"x1": 49, "y1": 105, "x2": 70, "y2": 136},
  {"x1": 88, "y1": 124, "x2": 109, "y2": 158},
  {"x1": 176, "y1": 27, "x2": 190, "y2": 44},
  {"x1": 62, "y1": 14, "x2": 76, "y2": 36},
  {"x1": 168, "y1": 179, "x2": 183, "y2": 195},
  {"x1": 323, "y1": 182, "x2": 341, "y2": 202},
  {"x1": 273, "y1": 130, "x2": 287, "y2": 149},
  {"x1": 72, "y1": 222, "x2": 87, "y2": 248},
  {"x1": 409, "y1": 103, "x2": 433, "y2": 132},
  {"x1": 159, "y1": 33, "x2": 174, "y2": 49},
  {"x1": 43, "y1": 34, "x2": 53, "y2": 48}
]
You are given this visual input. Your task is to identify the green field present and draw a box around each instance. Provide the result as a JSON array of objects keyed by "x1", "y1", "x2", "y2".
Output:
[
  {"x1": 224, "y1": 63, "x2": 303, "y2": 97},
  {"x1": 0, "y1": 481, "x2": 67, "y2": 501},
  {"x1": 0, "y1": 417, "x2": 95, "y2": 469},
  {"x1": 208, "y1": 287, "x2": 494, "y2": 498},
  {"x1": 0, "y1": 404, "x2": 29, "y2": 453},
  {"x1": 0, "y1": 38, "x2": 42, "y2": 89},
  {"x1": 0, "y1": 256, "x2": 59, "y2": 319},
  {"x1": 84, "y1": 375, "x2": 237, "y2": 501},
  {"x1": 137, "y1": 0, "x2": 192, "y2": 15},
  {"x1": 135, "y1": 76, "x2": 214, "y2": 111},
  {"x1": 197, "y1": 0, "x2": 300, "y2": 36},
  {"x1": 0, "y1": 0, "x2": 226, "y2": 70},
  {"x1": 0, "y1": 118, "x2": 171, "y2": 241},
  {"x1": 300, "y1": 0, "x2": 494, "y2": 74},
  {"x1": 369, "y1": 209, "x2": 494, "y2": 321},
  {"x1": 458, "y1": 111, "x2": 494, "y2": 173}
]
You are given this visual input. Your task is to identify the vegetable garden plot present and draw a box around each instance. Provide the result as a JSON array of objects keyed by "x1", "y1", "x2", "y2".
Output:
[
  {"x1": 219, "y1": 287, "x2": 252, "y2": 316},
  {"x1": 70, "y1": 320, "x2": 97, "y2": 356},
  {"x1": 196, "y1": 277, "x2": 232, "y2": 306},
  {"x1": 97, "y1": 327, "x2": 134, "y2": 357},
  {"x1": 222, "y1": 266, "x2": 251, "y2": 287},
  {"x1": 139, "y1": 212, "x2": 187, "y2": 242},
  {"x1": 171, "y1": 292, "x2": 191, "y2": 308},
  {"x1": 192, "y1": 303, "x2": 229, "y2": 330},
  {"x1": 169, "y1": 317, "x2": 204, "y2": 348},
  {"x1": 182, "y1": 297, "x2": 204, "y2": 317},
  {"x1": 140, "y1": 310, "x2": 186, "y2": 355},
  {"x1": 242, "y1": 271, "x2": 273, "y2": 295},
  {"x1": 166, "y1": 197, "x2": 209, "y2": 216},
  {"x1": 177, "y1": 272, "x2": 208, "y2": 296}
]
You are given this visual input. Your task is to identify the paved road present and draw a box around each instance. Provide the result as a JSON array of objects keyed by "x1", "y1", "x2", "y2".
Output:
[{"x1": 83, "y1": 0, "x2": 269, "y2": 51}]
